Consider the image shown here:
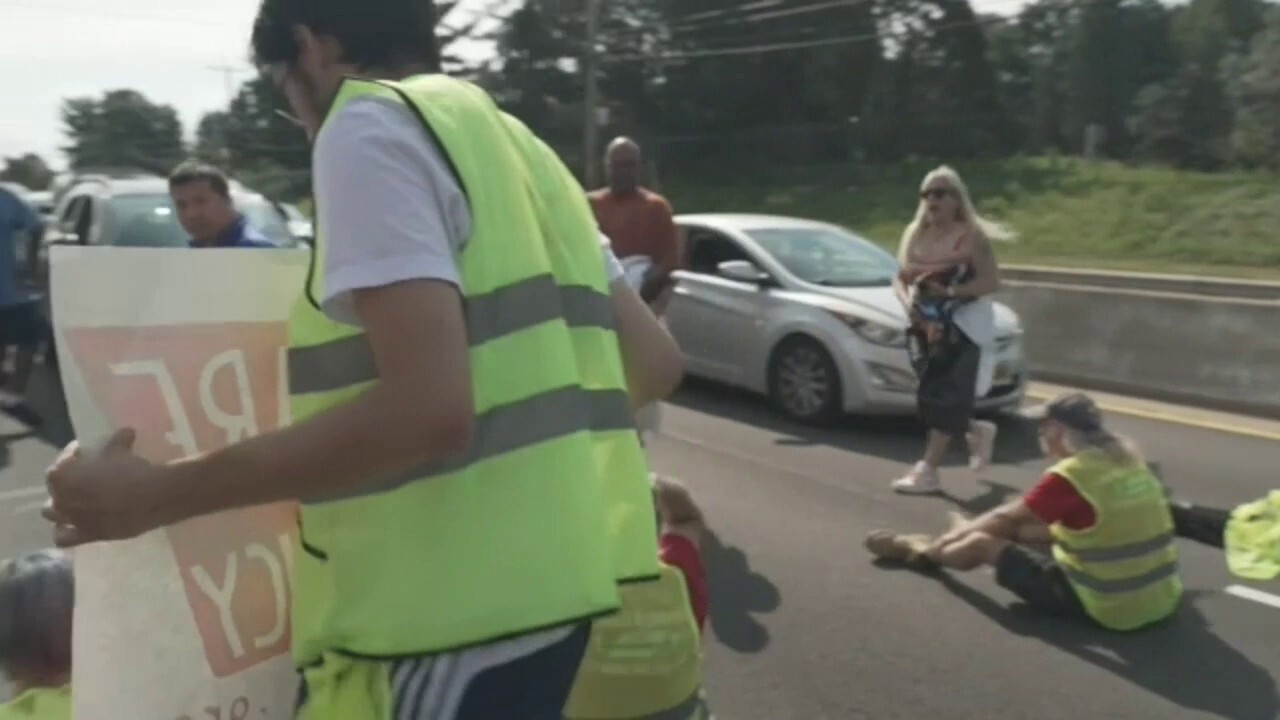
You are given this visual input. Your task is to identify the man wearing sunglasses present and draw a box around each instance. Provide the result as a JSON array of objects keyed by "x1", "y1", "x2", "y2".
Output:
[{"x1": 42, "y1": 1, "x2": 686, "y2": 718}]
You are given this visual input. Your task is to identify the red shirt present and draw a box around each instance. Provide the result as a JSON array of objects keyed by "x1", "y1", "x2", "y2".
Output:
[
  {"x1": 1023, "y1": 473, "x2": 1098, "y2": 530},
  {"x1": 659, "y1": 532, "x2": 709, "y2": 632}
]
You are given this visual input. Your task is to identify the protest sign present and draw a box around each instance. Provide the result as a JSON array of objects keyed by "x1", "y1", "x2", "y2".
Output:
[{"x1": 50, "y1": 246, "x2": 310, "y2": 720}]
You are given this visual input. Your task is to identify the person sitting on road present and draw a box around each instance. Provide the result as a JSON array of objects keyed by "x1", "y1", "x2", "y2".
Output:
[
  {"x1": 1171, "y1": 493, "x2": 1280, "y2": 581},
  {"x1": 0, "y1": 549, "x2": 73, "y2": 720},
  {"x1": 564, "y1": 475, "x2": 712, "y2": 720},
  {"x1": 866, "y1": 392, "x2": 1184, "y2": 632},
  {"x1": 167, "y1": 161, "x2": 275, "y2": 249}
]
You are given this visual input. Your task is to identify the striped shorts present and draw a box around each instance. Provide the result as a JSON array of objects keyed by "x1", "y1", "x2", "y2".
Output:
[{"x1": 296, "y1": 623, "x2": 590, "y2": 720}]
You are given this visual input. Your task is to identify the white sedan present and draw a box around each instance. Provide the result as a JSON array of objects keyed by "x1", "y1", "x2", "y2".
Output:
[{"x1": 666, "y1": 213, "x2": 1027, "y2": 422}]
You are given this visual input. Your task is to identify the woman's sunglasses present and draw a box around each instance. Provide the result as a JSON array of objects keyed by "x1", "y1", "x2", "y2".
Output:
[{"x1": 920, "y1": 188, "x2": 952, "y2": 201}]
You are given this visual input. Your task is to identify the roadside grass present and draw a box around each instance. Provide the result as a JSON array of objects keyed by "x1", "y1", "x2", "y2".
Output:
[{"x1": 659, "y1": 156, "x2": 1280, "y2": 280}]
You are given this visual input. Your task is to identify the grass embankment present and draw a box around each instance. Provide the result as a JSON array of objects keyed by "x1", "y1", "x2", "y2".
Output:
[{"x1": 661, "y1": 156, "x2": 1280, "y2": 280}]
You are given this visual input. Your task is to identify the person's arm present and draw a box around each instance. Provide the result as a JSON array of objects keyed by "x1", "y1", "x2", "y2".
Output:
[
  {"x1": 163, "y1": 99, "x2": 478, "y2": 517},
  {"x1": 602, "y1": 238, "x2": 684, "y2": 407},
  {"x1": 167, "y1": 281, "x2": 473, "y2": 515},
  {"x1": 951, "y1": 231, "x2": 1000, "y2": 299},
  {"x1": 640, "y1": 197, "x2": 681, "y2": 303},
  {"x1": 939, "y1": 498, "x2": 1042, "y2": 545}
]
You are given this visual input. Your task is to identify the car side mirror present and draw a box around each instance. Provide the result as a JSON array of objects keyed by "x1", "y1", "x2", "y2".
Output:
[{"x1": 717, "y1": 259, "x2": 770, "y2": 284}]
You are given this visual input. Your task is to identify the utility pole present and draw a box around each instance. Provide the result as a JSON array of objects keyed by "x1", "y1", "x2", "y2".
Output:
[
  {"x1": 582, "y1": 0, "x2": 602, "y2": 189},
  {"x1": 206, "y1": 64, "x2": 249, "y2": 174}
]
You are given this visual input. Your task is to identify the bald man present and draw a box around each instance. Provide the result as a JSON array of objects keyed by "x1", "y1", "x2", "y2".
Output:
[{"x1": 588, "y1": 138, "x2": 682, "y2": 311}]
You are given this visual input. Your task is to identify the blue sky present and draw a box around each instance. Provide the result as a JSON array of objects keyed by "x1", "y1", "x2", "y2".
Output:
[{"x1": 0, "y1": 0, "x2": 1030, "y2": 168}]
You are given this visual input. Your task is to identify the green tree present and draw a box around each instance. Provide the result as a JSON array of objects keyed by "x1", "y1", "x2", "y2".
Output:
[
  {"x1": 1226, "y1": 8, "x2": 1280, "y2": 168},
  {"x1": 0, "y1": 153, "x2": 54, "y2": 191},
  {"x1": 61, "y1": 90, "x2": 185, "y2": 173}
]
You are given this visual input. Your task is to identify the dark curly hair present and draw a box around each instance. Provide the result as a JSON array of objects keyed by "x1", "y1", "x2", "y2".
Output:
[
  {"x1": 250, "y1": 0, "x2": 440, "y2": 71},
  {"x1": 0, "y1": 549, "x2": 74, "y2": 682}
]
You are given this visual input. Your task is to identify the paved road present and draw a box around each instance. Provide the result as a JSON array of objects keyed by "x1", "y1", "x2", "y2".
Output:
[{"x1": 2, "y1": 372, "x2": 1279, "y2": 718}]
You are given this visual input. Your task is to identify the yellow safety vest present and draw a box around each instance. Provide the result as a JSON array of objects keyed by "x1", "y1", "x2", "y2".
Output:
[
  {"x1": 565, "y1": 564, "x2": 707, "y2": 720},
  {"x1": 1050, "y1": 451, "x2": 1183, "y2": 631},
  {"x1": 0, "y1": 687, "x2": 70, "y2": 720},
  {"x1": 287, "y1": 74, "x2": 659, "y2": 665},
  {"x1": 1225, "y1": 490, "x2": 1280, "y2": 581}
]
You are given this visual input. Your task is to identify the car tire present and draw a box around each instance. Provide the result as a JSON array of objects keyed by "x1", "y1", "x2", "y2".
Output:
[{"x1": 767, "y1": 335, "x2": 843, "y2": 424}]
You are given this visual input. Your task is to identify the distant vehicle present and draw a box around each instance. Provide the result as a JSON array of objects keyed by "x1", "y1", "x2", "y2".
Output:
[
  {"x1": 666, "y1": 213, "x2": 1027, "y2": 422},
  {"x1": 27, "y1": 191, "x2": 55, "y2": 221},
  {"x1": 31, "y1": 174, "x2": 302, "y2": 296},
  {"x1": 277, "y1": 202, "x2": 314, "y2": 244}
]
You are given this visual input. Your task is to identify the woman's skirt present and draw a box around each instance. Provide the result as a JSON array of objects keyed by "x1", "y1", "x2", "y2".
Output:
[{"x1": 915, "y1": 330, "x2": 981, "y2": 436}]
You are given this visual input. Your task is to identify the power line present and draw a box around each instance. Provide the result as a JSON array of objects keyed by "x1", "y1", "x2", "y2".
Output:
[{"x1": 600, "y1": 1, "x2": 1089, "y2": 63}]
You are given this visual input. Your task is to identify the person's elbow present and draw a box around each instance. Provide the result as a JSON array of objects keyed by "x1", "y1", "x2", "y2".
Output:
[
  {"x1": 649, "y1": 338, "x2": 685, "y2": 400},
  {"x1": 391, "y1": 379, "x2": 475, "y2": 458}
]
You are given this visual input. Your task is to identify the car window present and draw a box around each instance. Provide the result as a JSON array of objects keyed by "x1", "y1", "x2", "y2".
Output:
[
  {"x1": 744, "y1": 226, "x2": 899, "y2": 287},
  {"x1": 103, "y1": 194, "x2": 189, "y2": 248},
  {"x1": 685, "y1": 229, "x2": 755, "y2": 276},
  {"x1": 237, "y1": 196, "x2": 294, "y2": 247}
]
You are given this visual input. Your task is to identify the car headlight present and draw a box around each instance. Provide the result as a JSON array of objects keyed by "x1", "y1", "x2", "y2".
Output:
[{"x1": 825, "y1": 310, "x2": 906, "y2": 348}]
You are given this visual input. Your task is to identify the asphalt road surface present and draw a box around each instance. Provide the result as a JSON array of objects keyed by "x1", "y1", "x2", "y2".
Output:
[{"x1": 2, "y1": 371, "x2": 1278, "y2": 719}]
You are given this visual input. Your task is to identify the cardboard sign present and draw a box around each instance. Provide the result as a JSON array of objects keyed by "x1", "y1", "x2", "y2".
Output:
[{"x1": 51, "y1": 247, "x2": 310, "y2": 720}]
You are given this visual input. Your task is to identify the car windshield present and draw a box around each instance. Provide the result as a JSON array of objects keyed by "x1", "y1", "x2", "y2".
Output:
[
  {"x1": 745, "y1": 226, "x2": 899, "y2": 287},
  {"x1": 103, "y1": 193, "x2": 294, "y2": 248}
]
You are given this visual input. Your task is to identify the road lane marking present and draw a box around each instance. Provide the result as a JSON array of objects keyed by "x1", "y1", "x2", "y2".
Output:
[
  {"x1": 0, "y1": 486, "x2": 46, "y2": 504},
  {"x1": 1024, "y1": 384, "x2": 1280, "y2": 442},
  {"x1": 1225, "y1": 585, "x2": 1280, "y2": 610},
  {"x1": 11, "y1": 499, "x2": 45, "y2": 516}
]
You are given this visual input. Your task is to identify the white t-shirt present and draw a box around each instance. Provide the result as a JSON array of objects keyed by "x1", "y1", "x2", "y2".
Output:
[
  {"x1": 311, "y1": 96, "x2": 621, "y2": 668},
  {"x1": 314, "y1": 95, "x2": 622, "y2": 327}
]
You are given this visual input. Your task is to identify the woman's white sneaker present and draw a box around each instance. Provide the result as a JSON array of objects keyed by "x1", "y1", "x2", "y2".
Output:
[{"x1": 891, "y1": 462, "x2": 942, "y2": 495}]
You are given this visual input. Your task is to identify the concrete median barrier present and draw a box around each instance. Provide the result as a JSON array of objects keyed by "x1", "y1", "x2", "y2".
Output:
[{"x1": 998, "y1": 266, "x2": 1280, "y2": 418}]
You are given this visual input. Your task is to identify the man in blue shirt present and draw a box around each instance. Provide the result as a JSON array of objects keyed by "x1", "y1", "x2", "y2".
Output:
[
  {"x1": 167, "y1": 161, "x2": 275, "y2": 249},
  {"x1": 0, "y1": 184, "x2": 49, "y2": 426}
]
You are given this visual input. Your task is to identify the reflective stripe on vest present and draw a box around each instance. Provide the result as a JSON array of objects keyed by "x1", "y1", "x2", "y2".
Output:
[
  {"x1": 1049, "y1": 452, "x2": 1182, "y2": 631},
  {"x1": 289, "y1": 275, "x2": 616, "y2": 395},
  {"x1": 286, "y1": 75, "x2": 658, "y2": 664},
  {"x1": 565, "y1": 564, "x2": 706, "y2": 720}
]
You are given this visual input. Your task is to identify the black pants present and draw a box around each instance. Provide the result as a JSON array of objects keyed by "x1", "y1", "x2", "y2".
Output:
[
  {"x1": 994, "y1": 544, "x2": 1088, "y2": 618},
  {"x1": 1169, "y1": 501, "x2": 1229, "y2": 549},
  {"x1": 916, "y1": 331, "x2": 981, "y2": 437}
]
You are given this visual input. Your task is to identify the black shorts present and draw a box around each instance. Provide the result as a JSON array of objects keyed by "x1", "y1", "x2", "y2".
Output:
[
  {"x1": 994, "y1": 544, "x2": 1087, "y2": 618},
  {"x1": 0, "y1": 300, "x2": 48, "y2": 347},
  {"x1": 915, "y1": 331, "x2": 980, "y2": 436}
]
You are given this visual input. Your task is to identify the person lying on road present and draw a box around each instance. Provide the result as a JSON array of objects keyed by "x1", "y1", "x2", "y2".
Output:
[{"x1": 866, "y1": 392, "x2": 1183, "y2": 632}]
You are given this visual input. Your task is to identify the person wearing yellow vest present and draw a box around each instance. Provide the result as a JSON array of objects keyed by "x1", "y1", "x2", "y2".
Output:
[
  {"x1": 40, "y1": 1, "x2": 686, "y2": 718},
  {"x1": 0, "y1": 550, "x2": 73, "y2": 720},
  {"x1": 565, "y1": 475, "x2": 713, "y2": 720},
  {"x1": 866, "y1": 392, "x2": 1183, "y2": 631},
  {"x1": 1171, "y1": 494, "x2": 1280, "y2": 581}
]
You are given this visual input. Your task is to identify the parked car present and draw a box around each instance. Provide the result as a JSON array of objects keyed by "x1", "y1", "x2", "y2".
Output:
[
  {"x1": 277, "y1": 202, "x2": 314, "y2": 245},
  {"x1": 32, "y1": 174, "x2": 301, "y2": 284},
  {"x1": 666, "y1": 213, "x2": 1026, "y2": 422}
]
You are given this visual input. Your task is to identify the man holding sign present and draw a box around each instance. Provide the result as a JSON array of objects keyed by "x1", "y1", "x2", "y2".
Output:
[{"x1": 43, "y1": 1, "x2": 684, "y2": 719}]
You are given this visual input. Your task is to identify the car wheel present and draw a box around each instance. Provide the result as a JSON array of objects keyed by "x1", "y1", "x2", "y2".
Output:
[{"x1": 768, "y1": 336, "x2": 843, "y2": 424}]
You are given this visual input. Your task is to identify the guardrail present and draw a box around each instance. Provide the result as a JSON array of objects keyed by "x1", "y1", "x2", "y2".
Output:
[{"x1": 997, "y1": 265, "x2": 1280, "y2": 419}]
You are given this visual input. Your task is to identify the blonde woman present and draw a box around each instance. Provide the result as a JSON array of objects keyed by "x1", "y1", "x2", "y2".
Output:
[{"x1": 892, "y1": 166, "x2": 1012, "y2": 495}]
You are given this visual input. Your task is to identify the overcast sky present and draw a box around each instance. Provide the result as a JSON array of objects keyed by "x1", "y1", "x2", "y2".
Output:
[{"x1": 0, "y1": 0, "x2": 1030, "y2": 168}]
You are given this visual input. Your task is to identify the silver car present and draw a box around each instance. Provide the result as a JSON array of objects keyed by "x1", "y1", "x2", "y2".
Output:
[{"x1": 667, "y1": 213, "x2": 1027, "y2": 422}]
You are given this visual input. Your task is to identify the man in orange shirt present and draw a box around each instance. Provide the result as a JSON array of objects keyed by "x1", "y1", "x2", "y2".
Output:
[{"x1": 589, "y1": 137, "x2": 682, "y2": 312}]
